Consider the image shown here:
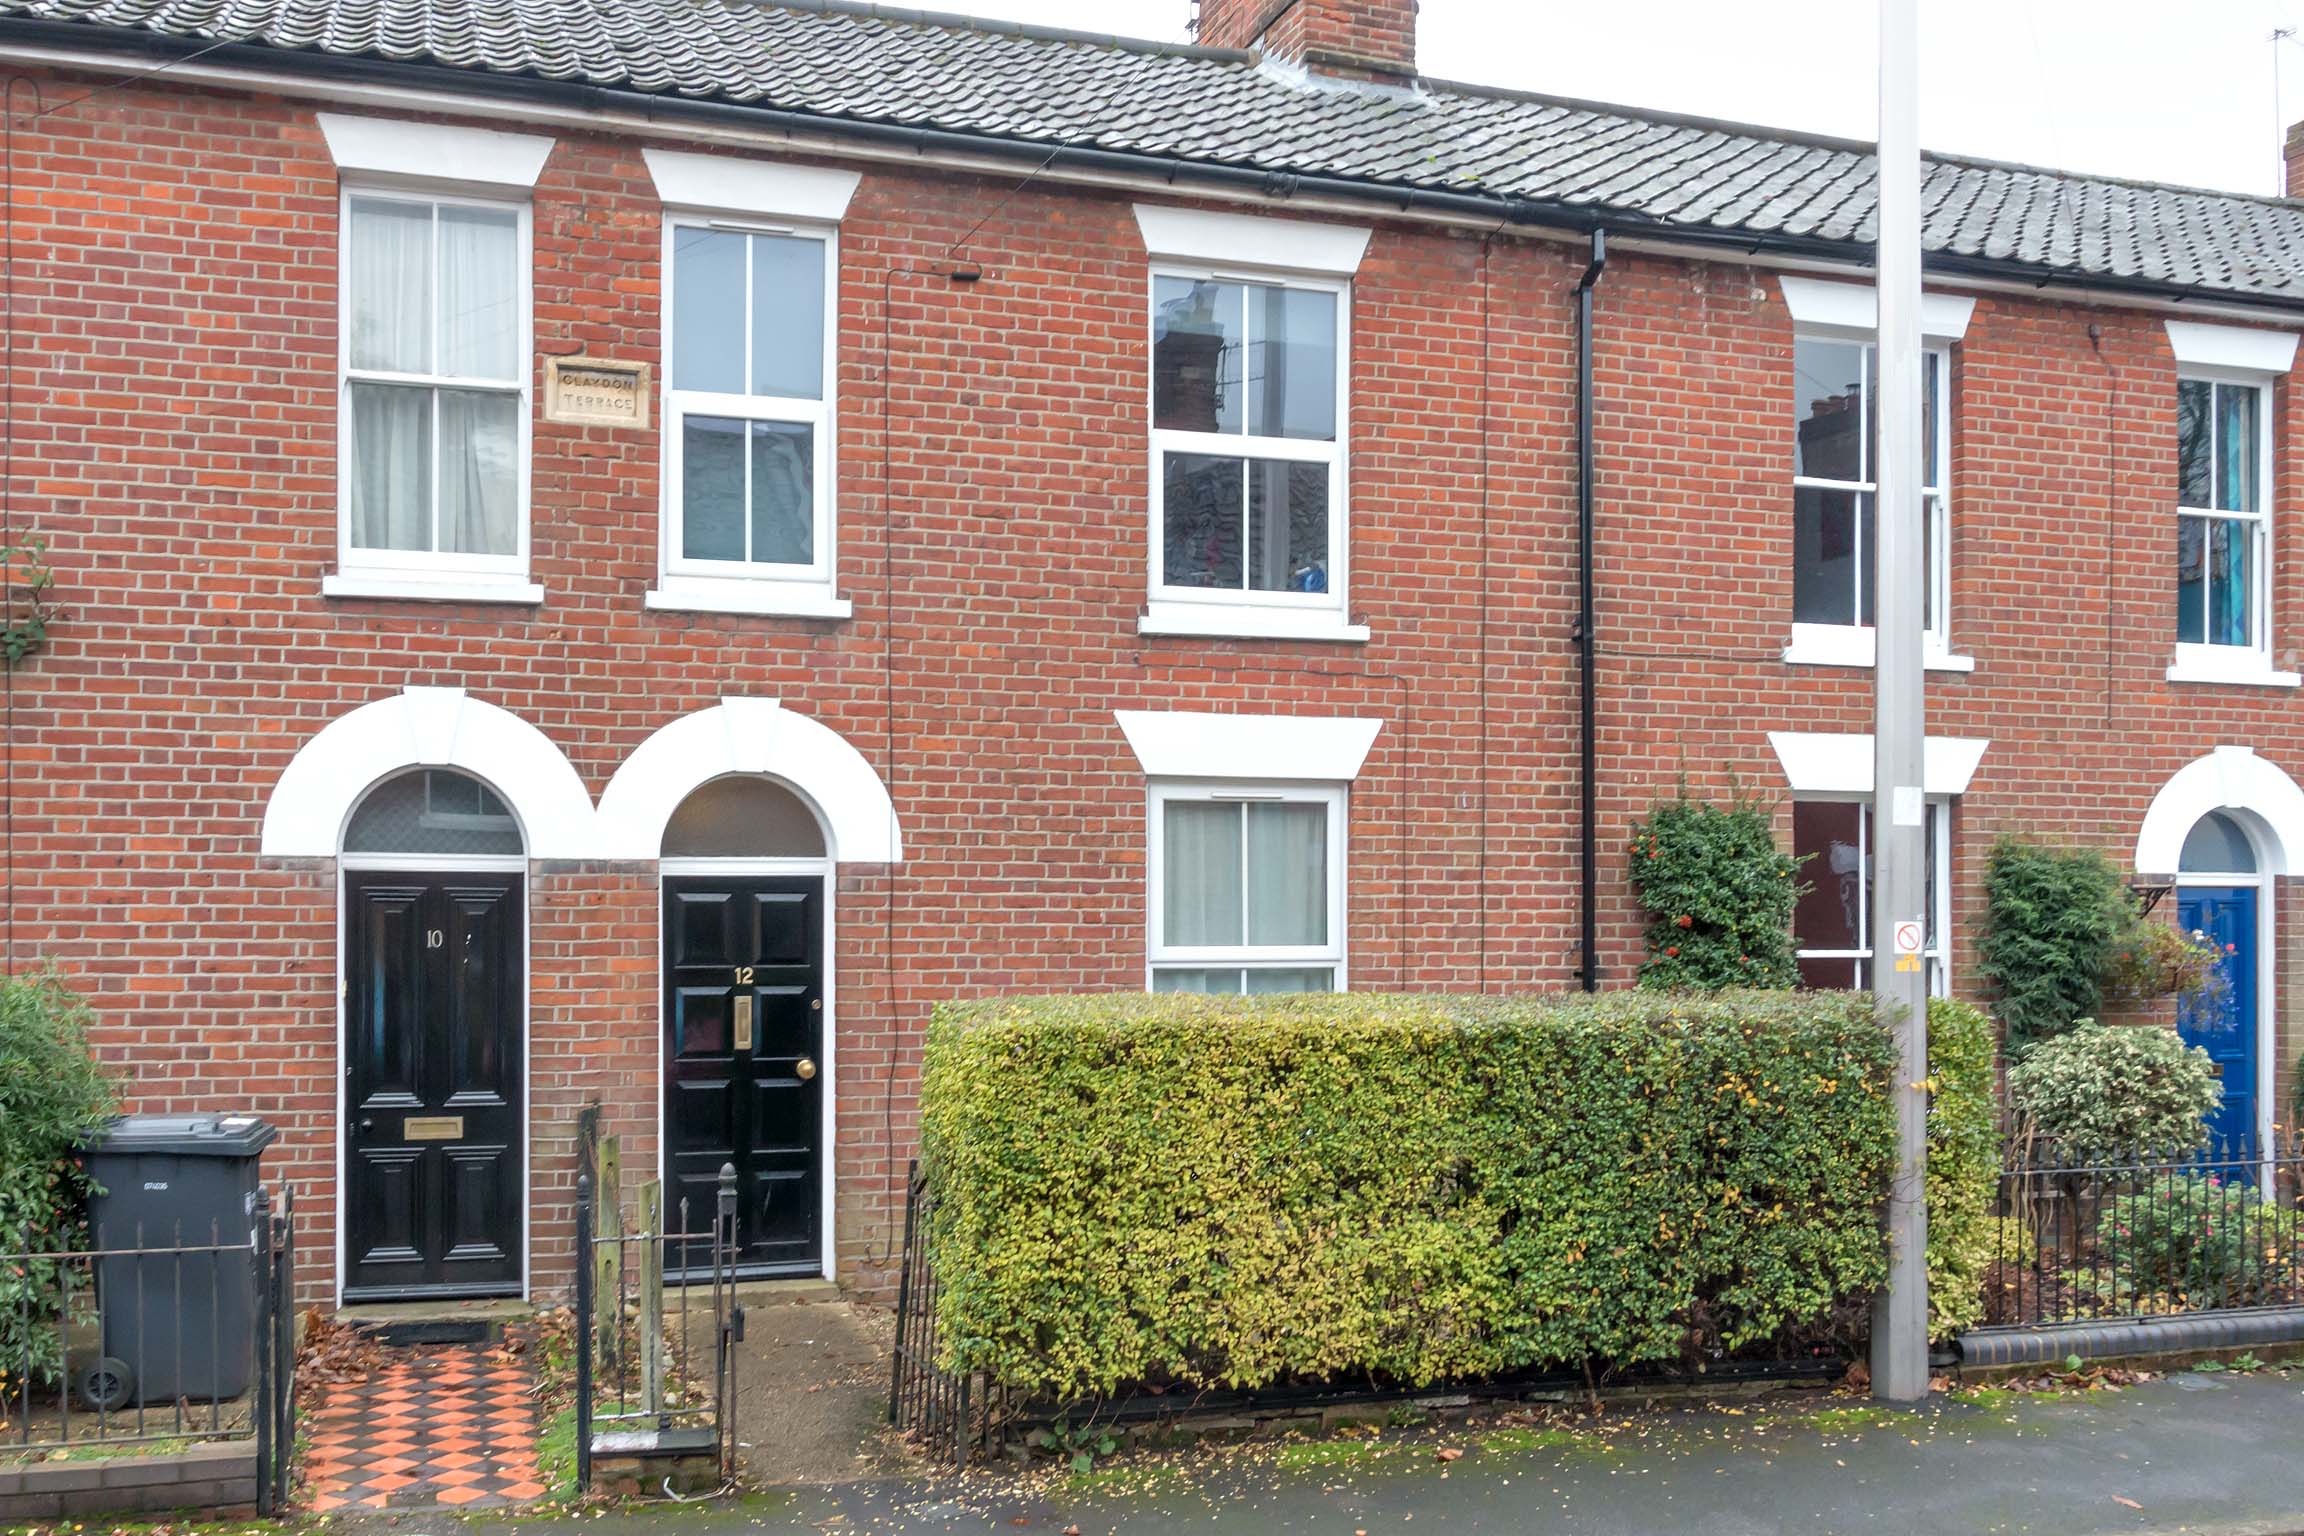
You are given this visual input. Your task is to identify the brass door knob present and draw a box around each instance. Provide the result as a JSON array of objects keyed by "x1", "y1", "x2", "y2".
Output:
[{"x1": 795, "y1": 1056, "x2": 818, "y2": 1081}]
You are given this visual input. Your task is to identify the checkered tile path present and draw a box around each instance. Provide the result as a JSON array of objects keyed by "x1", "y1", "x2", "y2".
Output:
[{"x1": 303, "y1": 1339, "x2": 548, "y2": 1512}]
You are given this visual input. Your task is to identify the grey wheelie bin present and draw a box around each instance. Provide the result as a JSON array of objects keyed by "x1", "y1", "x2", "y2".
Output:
[{"x1": 80, "y1": 1114, "x2": 279, "y2": 1409}]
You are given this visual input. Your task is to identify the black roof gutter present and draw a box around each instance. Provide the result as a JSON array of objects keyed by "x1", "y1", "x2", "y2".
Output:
[{"x1": 9, "y1": 21, "x2": 2304, "y2": 318}]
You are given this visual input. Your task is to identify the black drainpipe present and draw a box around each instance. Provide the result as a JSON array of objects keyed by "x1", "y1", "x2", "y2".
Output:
[{"x1": 1575, "y1": 228, "x2": 1608, "y2": 992}]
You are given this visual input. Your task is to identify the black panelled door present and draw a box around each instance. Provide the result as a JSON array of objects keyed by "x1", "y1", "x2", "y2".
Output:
[
  {"x1": 663, "y1": 876, "x2": 824, "y2": 1275},
  {"x1": 344, "y1": 871, "x2": 524, "y2": 1300}
]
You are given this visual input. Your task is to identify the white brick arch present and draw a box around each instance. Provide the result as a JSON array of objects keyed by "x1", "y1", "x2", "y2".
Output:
[
  {"x1": 2135, "y1": 746, "x2": 2304, "y2": 878},
  {"x1": 259, "y1": 685, "x2": 595, "y2": 859},
  {"x1": 595, "y1": 698, "x2": 901, "y2": 863}
]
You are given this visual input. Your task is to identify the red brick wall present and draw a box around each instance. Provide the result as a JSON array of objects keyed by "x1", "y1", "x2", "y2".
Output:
[
  {"x1": 1585, "y1": 254, "x2": 2303, "y2": 1125},
  {"x1": 2, "y1": 70, "x2": 2298, "y2": 1307}
]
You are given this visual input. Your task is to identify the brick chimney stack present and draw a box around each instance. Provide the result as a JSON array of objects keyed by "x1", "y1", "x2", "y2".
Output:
[
  {"x1": 1194, "y1": 0, "x2": 1419, "y2": 82},
  {"x1": 2288, "y1": 119, "x2": 2304, "y2": 198}
]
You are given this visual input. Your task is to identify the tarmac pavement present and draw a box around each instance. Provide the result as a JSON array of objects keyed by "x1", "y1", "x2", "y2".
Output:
[{"x1": 456, "y1": 1366, "x2": 2304, "y2": 1536}]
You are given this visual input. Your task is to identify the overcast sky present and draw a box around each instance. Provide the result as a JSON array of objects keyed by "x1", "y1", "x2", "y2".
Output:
[{"x1": 955, "y1": 1, "x2": 2304, "y2": 197}]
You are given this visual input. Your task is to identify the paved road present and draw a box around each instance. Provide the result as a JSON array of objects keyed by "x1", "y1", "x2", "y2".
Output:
[{"x1": 464, "y1": 1370, "x2": 2304, "y2": 1536}]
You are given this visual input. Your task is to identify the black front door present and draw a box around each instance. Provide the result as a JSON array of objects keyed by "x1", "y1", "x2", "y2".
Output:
[
  {"x1": 664, "y1": 876, "x2": 825, "y2": 1275},
  {"x1": 344, "y1": 870, "x2": 524, "y2": 1300}
]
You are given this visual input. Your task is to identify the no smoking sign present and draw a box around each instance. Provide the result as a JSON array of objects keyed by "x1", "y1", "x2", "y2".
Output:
[{"x1": 1892, "y1": 919, "x2": 1925, "y2": 974}]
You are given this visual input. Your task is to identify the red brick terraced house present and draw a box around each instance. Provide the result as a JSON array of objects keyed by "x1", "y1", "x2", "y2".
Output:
[{"x1": 0, "y1": 0, "x2": 2299, "y2": 1306}]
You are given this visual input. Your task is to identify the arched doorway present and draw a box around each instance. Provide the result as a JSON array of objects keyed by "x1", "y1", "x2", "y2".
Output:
[
  {"x1": 2136, "y1": 746, "x2": 2304, "y2": 1160},
  {"x1": 2175, "y1": 809, "x2": 2271, "y2": 1156},
  {"x1": 340, "y1": 768, "x2": 528, "y2": 1301},
  {"x1": 659, "y1": 774, "x2": 833, "y2": 1278}
]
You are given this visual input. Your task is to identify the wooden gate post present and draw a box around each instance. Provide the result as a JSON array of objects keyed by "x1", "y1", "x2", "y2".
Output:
[
  {"x1": 638, "y1": 1181, "x2": 664, "y2": 1417},
  {"x1": 592, "y1": 1134, "x2": 624, "y2": 1374}
]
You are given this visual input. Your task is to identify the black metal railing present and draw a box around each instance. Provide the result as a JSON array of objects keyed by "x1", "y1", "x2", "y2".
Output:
[
  {"x1": 572, "y1": 1167, "x2": 740, "y2": 1492},
  {"x1": 1980, "y1": 1129, "x2": 2303, "y2": 1330},
  {"x1": 0, "y1": 1188, "x2": 295, "y2": 1513},
  {"x1": 888, "y1": 1161, "x2": 1002, "y2": 1465}
]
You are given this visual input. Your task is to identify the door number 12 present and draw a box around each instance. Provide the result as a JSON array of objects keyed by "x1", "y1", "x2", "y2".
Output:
[{"x1": 732, "y1": 966, "x2": 754, "y2": 985}]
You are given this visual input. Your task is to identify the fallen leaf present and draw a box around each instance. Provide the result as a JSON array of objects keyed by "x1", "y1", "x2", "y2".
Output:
[
  {"x1": 2112, "y1": 1497, "x2": 2142, "y2": 1510},
  {"x1": 1436, "y1": 1447, "x2": 1464, "y2": 1462}
]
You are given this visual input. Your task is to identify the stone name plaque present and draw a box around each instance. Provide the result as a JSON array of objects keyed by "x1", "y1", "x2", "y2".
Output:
[{"x1": 544, "y1": 357, "x2": 651, "y2": 428}]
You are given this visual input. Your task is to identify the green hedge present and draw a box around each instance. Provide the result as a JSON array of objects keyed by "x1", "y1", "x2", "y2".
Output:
[
  {"x1": 0, "y1": 968, "x2": 119, "y2": 1387},
  {"x1": 1978, "y1": 838, "x2": 2129, "y2": 1051},
  {"x1": 1924, "y1": 997, "x2": 1998, "y2": 1341},
  {"x1": 1627, "y1": 795, "x2": 1803, "y2": 990},
  {"x1": 921, "y1": 990, "x2": 1918, "y2": 1400}
]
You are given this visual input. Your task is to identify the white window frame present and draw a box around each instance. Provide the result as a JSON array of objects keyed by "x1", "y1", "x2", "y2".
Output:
[
  {"x1": 650, "y1": 212, "x2": 847, "y2": 620},
  {"x1": 1143, "y1": 265, "x2": 1359, "y2": 642},
  {"x1": 330, "y1": 185, "x2": 537, "y2": 604},
  {"x1": 1785, "y1": 339, "x2": 1961, "y2": 668},
  {"x1": 1145, "y1": 780, "x2": 1347, "y2": 992},
  {"x1": 2171, "y1": 369, "x2": 2291, "y2": 686},
  {"x1": 1791, "y1": 794, "x2": 1953, "y2": 998}
]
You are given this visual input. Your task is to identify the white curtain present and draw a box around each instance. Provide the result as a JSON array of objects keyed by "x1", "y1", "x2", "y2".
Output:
[
  {"x1": 1246, "y1": 802, "x2": 1326, "y2": 946},
  {"x1": 347, "y1": 198, "x2": 518, "y2": 555},
  {"x1": 349, "y1": 383, "x2": 430, "y2": 551},
  {"x1": 1163, "y1": 802, "x2": 1243, "y2": 948},
  {"x1": 750, "y1": 422, "x2": 814, "y2": 565},
  {"x1": 1244, "y1": 968, "x2": 1331, "y2": 994},
  {"x1": 439, "y1": 390, "x2": 518, "y2": 555},
  {"x1": 439, "y1": 205, "x2": 518, "y2": 382},
  {"x1": 1153, "y1": 968, "x2": 1227, "y2": 994},
  {"x1": 349, "y1": 198, "x2": 429, "y2": 374},
  {"x1": 681, "y1": 417, "x2": 747, "y2": 561}
]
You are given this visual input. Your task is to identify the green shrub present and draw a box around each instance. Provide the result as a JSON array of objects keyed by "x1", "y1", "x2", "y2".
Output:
[
  {"x1": 2099, "y1": 1175, "x2": 2300, "y2": 1309},
  {"x1": 1627, "y1": 795, "x2": 1803, "y2": 990},
  {"x1": 2005, "y1": 1019, "x2": 2218, "y2": 1160},
  {"x1": 1978, "y1": 839, "x2": 2129, "y2": 1052},
  {"x1": 0, "y1": 969, "x2": 119, "y2": 1388},
  {"x1": 1925, "y1": 997, "x2": 1999, "y2": 1341},
  {"x1": 920, "y1": 990, "x2": 1897, "y2": 1400}
]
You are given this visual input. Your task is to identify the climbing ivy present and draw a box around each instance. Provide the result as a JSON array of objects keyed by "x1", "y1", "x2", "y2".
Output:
[{"x1": 1, "y1": 534, "x2": 55, "y2": 665}]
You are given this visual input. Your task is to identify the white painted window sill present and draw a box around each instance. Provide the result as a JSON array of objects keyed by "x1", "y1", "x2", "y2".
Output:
[
  {"x1": 2166, "y1": 651, "x2": 2301, "y2": 688},
  {"x1": 645, "y1": 578, "x2": 853, "y2": 620},
  {"x1": 1139, "y1": 601, "x2": 1369, "y2": 644},
  {"x1": 1781, "y1": 626, "x2": 1973, "y2": 673},
  {"x1": 322, "y1": 572, "x2": 545, "y2": 605}
]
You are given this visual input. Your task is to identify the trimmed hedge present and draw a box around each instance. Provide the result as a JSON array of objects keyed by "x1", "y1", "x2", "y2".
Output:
[
  {"x1": 920, "y1": 990, "x2": 1907, "y2": 1400},
  {"x1": 1924, "y1": 997, "x2": 1999, "y2": 1341}
]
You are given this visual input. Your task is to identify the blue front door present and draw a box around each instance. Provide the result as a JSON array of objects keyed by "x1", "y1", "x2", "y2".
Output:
[{"x1": 2176, "y1": 886, "x2": 2259, "y2": 1156}]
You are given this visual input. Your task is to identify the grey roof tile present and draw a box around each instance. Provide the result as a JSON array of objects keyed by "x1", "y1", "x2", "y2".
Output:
[{"x1": 8, "y1": 0, "x2": 2304, "y2": 301}]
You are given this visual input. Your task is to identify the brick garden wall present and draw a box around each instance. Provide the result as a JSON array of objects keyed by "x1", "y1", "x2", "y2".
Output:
[{"x1": 1, "y1": 68, "x2": 2297, "y2": 1304}]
